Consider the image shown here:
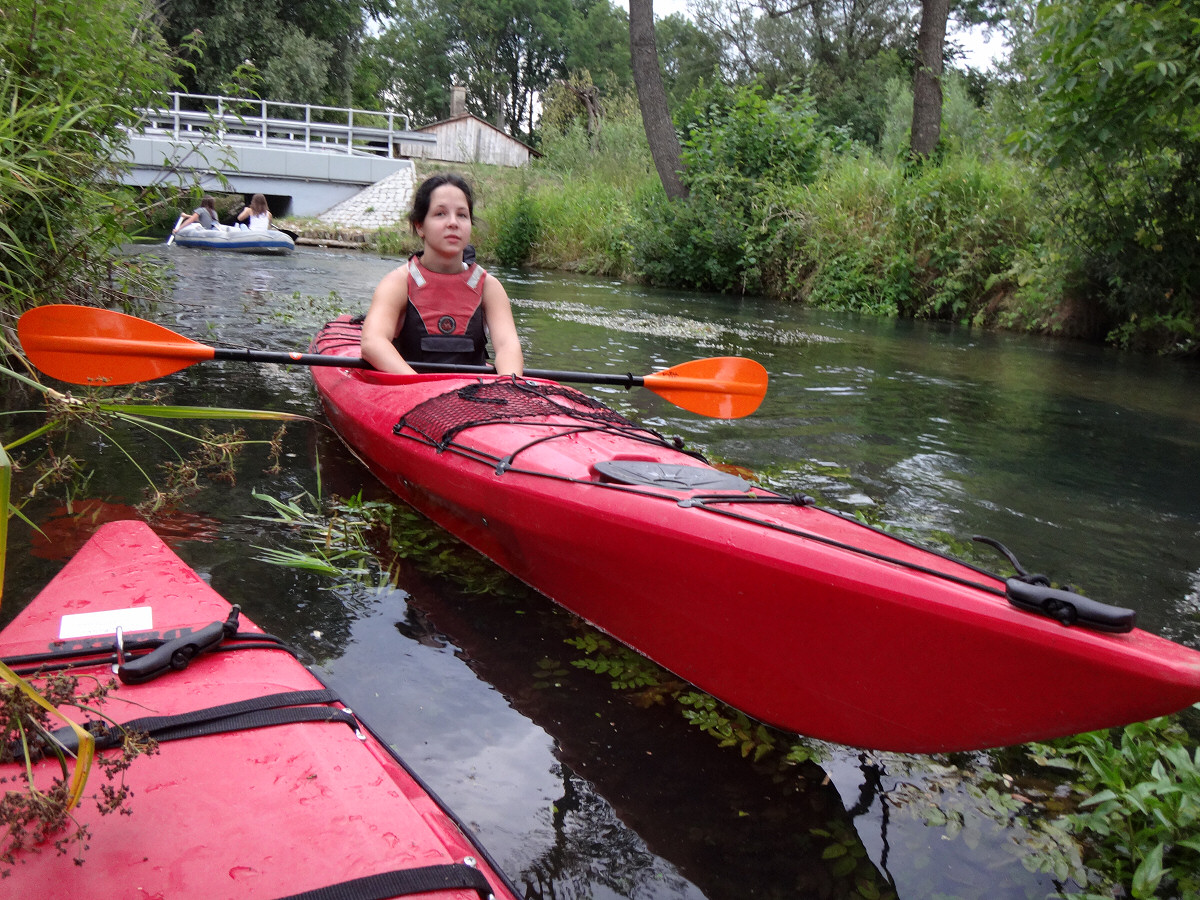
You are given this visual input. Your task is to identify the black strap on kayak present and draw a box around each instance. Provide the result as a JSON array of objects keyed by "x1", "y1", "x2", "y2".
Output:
[
  {"x1": 23, "y1": 689, "x2": 354, "y2": 758},
  {"x1": 2, "y1": 630, "x2": 301, "y2": 678},
  {"x1": 273, "y1": 863, "x2": 494, "y2": 900}
]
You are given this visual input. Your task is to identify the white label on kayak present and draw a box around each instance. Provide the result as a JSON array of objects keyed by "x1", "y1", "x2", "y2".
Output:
[{"x1": 59, "y1": 607, "x2": 153, "y2": 640}]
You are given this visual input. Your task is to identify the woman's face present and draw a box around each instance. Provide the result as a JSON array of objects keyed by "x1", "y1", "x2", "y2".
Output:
[{"x1": 417, "y1": 184, "x2": 472, "y2": 257}]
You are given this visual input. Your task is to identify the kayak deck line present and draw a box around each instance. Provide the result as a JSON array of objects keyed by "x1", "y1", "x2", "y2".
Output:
[
  {"x1": 310, "y1": 316, "x2": 1200, "y2": 753},
  {"x1": 386, "y1": 373, "x2": 1142, "y2": 631},
  {"x1": 386, "y1": 377, "x2": 1052, "y2": 608},
  {"x1": 22, "y1": 687, "x2": 354, "y2": 757}
]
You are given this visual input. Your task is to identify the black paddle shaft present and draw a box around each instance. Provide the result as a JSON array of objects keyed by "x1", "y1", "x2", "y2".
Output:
[{"x1": 210, "y1": 347, "x2": 645, "y2": 389}]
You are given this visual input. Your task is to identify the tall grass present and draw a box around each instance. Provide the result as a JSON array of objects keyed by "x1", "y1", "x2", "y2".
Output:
[
  {"x1": 469, "y1": 105, "x2": 658, "y2": 273},
  {"x1": 1, "y1": 0, "x2": 182, "y2": 314},
  {"x1": 466, "y1": 87, "x2": 1046, "y2": 331},
  {"x1": 754, "y1": 150, "x2": 1038, "y2": 323}
]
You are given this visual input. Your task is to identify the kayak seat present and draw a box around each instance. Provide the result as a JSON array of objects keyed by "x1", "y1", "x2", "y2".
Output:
[{"x1": 592, "y1": 459, "x2": 751, "y2": 492}]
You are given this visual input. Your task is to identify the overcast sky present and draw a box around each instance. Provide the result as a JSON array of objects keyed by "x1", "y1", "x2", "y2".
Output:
[{"x1": 614, "y1": 0, "x2": 1006, "y2": 70}]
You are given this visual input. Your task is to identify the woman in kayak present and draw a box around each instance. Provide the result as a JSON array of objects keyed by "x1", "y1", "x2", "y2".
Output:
[{"x1": 360, "y1": 174, "x2": 524, "y2": 377}]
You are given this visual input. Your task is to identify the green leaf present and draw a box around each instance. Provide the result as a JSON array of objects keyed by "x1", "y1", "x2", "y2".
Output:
[{"x1": 1131, "y1": 842, "x2": 1165, "y2": 897}]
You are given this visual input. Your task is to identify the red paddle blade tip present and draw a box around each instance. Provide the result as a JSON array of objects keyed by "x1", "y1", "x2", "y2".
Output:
[{"x1": 18, "y1": 305, "x2": 216, "y2": 386}]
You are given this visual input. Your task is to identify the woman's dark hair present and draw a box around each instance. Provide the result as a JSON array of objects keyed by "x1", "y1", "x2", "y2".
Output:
[
  {"x1": 200, "y1": 196, "x2": 217, "y2": 212},
  {"x1": 408, "y1": 174, "x2": 473, "y2": 233},
  {"x1": 249, "y1": 193, "x2": 269, "y2": 214}
]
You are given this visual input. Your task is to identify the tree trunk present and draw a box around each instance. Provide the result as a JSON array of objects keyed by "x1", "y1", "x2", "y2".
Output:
[
  {"x1": 910, "y1": 0, "x2": 950, "y2": 158},
  {"x1": 629, "y1": 0, "x2": 688, "y2": 199},
  {"x1": 561, "y1": 80, "x2": 603, "y2": 151}
]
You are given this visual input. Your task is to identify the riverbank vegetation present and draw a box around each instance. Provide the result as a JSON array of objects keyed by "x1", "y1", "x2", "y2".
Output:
[{"x1": 467, "y1": 57, "x2": 1195, "y2": 354}]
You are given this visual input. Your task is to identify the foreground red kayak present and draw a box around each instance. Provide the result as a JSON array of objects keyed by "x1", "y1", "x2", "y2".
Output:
[
  {"x1": 0, "y1": 519, "x2": 519, "y2": 899},
  {"x1": 309, "y1": 317, "x2": 1200, "y2": 753}
]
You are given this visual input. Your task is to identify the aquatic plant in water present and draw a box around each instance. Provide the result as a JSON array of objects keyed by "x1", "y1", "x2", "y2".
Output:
[{"x1": 1022, "y1": 710, "x2": 1200, "y2": 898}]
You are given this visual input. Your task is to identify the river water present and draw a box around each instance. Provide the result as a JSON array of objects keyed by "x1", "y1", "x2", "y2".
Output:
[{"x1": 4, "y1": 245, "x2": 1199, "y2": 899}]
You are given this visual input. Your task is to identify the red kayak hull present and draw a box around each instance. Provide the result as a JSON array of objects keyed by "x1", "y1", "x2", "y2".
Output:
[
  {"x1": 310, "y1": 318, "x2": 1200, "y2": 753},
  {"x1": 0, "y1": 520, "x2": 518, "y2": 899}
]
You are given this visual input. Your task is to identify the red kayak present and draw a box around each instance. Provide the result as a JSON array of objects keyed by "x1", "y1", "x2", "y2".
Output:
[
  {"x1": 0, "y1": 519, "x2": 520, "y2": 899},
  {"x1": 309, "y1": 317, "x2": 1200, "y2": 753}
]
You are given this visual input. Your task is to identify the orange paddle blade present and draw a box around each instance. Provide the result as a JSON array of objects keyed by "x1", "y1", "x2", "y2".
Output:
[
  {"x1": 18, "y1": 305, "x2": 216, "y2": 386},
  {"x1": 642, "y1": 357, "x2": 768, "y2": 419}
]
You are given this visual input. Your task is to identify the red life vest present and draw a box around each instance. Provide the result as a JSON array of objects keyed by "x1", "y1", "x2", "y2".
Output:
[{"x1": 393, "y1": 254, "x2": 488, "y2": 365}]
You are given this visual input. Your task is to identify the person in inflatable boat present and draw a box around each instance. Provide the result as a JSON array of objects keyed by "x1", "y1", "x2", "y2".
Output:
[
  {"x1": 174, "y1": 196, "x2": 220, "y2": 232},
  {"x1": 236, "y1": 193, "x2": 273, "y2": 231},
  {"x1": 360, "y1": 173, "x2": 524, "y2": 377}
]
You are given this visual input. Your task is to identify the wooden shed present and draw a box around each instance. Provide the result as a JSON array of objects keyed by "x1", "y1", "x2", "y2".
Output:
[{"x1": 393, "y1": 86, "x2": 539, "y2": 168}]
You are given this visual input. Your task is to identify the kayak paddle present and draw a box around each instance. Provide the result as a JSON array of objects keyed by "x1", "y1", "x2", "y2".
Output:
[
  {"x1": 166, "y1": 215, "x2": 184, "y2": 246},
  {"x1": 18, "y1": 305, "x2": 768, "y2": 419}
]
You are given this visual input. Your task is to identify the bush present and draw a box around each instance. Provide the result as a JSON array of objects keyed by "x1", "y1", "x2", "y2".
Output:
[
  {"x1": 628, "y1": 174, "x2": 758, "y2": 293},
  {"x1": 630, "y1": 83, "x2": 830, "y2": 294},
  {"x1": 493, "y1": 187, "x2": 540, "y2": 267},
  {"x1": 1025, "y1": 711, "x2": 1200, "y2": 898},
  {"x1": 680, "y1": 83, "x2": 826, "y2": 186}
]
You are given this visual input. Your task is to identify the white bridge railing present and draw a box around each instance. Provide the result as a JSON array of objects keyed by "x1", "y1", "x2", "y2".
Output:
[{"x1": 135, "y1": 92, "x2": 434, "y2": 157}]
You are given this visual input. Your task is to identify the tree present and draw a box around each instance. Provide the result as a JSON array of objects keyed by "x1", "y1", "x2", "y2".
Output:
[
  {"x1": 453, "y1": 0, "x2": 575, "y2": 139},
  {"x1": 692, "y1": 0, "x2": 913, "y2": 87},
  {"x1": 655, "y1": 13, "x2": 723, "y2": 108},
  {"x1": 690, "y1": 0, "x2": 915, "y2": 146},
  {"x1": 910, "y1": 0, "x2": 950, "y2": 156},
  {"x1": 629, "y1": 0, "x2": 688, "y2": 199},
  {"x1": 358, "y1": 0, "x2": 455, "y2": 121},
  {"x1": 363, "y1": 0, "x2": 618, "y2": 140},
  {"x1": 155, "y1": 0, "x2": 379, "y2": 106},
  {"x1": 1025, "y1": 0, "x2": 1200, "y2": 349},
  {"x1": 563, "y1": 0, "x2": 634, "y2": 93}
]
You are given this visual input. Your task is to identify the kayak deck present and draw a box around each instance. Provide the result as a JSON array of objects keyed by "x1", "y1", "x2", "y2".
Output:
[
  {"x1": 0, "y1": 520, "x2": 518, "y2": 899},
  {"x1": 310, "y1": 318, "x2": 1200, "y2": 753}
]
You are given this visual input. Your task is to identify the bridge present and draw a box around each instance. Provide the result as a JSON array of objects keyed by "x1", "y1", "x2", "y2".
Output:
[{"x1": 118, "y1": 93, "x2": 436, "y2": 217}]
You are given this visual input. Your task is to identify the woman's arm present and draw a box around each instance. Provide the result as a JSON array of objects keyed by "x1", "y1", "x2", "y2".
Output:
[
  {"x1": 174, "y1": 213, "x2": 199, "y2": 232},
  {"x1": 482, "y1": 276, "x2": 524, "y2": 376},
  {"x1": 236, "y1": 207, "x2": 250, "y2": 222},
  {"x1": 360, "y1": 266, "x2": 418, "y2": 375}
]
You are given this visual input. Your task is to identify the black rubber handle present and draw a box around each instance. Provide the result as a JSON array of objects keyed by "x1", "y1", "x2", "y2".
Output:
[
  {"x1": 1005, "y1": 579, "x2": 1136, "y2": 633},
  {"x1": 118, "y1": 609, "x2": 240, "y2": 684}
]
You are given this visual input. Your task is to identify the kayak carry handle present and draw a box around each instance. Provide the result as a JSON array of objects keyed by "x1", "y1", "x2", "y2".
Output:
[
  {"x1": 1004, "y1": 580, "x2": 1136, "y2": 633},
  {"x1": 118, "y1": 606, "x2": 241, "y2": 684},
  {"x1": 973, "y1": 536, "x2": 1136, "y2": 633}
]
